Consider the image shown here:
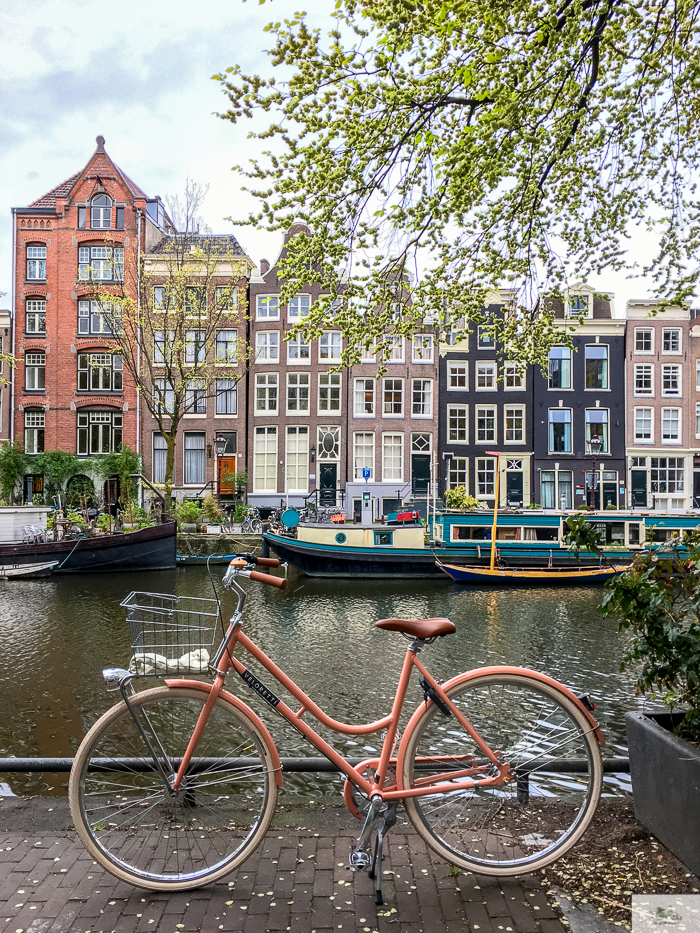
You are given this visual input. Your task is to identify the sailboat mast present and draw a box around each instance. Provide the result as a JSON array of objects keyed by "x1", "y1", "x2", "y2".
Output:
[{"x1": 487, "y1": 451, "x2": 500, "y2": 571}]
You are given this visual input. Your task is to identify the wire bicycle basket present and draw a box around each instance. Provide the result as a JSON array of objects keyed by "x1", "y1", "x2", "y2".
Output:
[{"x1": 120, "y1": 591, "x2": 221, "y2": 677}]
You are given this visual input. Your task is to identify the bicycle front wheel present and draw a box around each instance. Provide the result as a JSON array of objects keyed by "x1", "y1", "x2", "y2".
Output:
[
  {"x1": 401, "y1": 672, "x2": 602, "y2": 875},
  {"x1": 69, "y1": 686, "x2": 278, "y2": 890}
]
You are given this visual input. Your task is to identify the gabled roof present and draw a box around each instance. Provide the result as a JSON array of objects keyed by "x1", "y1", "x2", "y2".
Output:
[
  {"x1": 149, "y1": 234, "x2": 248, "y2": 258},
  {"x1": 28, "y1": 172, "x2": 83, "y2": 209}
]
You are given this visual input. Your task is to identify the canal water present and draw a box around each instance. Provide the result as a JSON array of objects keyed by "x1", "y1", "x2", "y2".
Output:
[{"x1": 0, "y1": 567, "x2": 645, "y2": 797}]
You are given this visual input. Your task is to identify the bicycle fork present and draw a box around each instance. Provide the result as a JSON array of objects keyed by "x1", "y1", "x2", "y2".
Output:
[{"x1": 349, "y1": 796, "x2": 398, "y2": 905}]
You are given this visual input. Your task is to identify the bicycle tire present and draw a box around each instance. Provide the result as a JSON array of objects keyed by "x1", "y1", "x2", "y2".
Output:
[
  {"x1": 251, "y1": 519, "x2": 263, "y2": 535},
  {"x1": 401, "y1": 672, "x2": 602, "y2": 875},
  {"x1": 69, "y1": 686, "x2": 278, "y2": 890}
]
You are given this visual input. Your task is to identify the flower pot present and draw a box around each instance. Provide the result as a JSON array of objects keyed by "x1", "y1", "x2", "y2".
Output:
[
  {"x1": 180, "y1": 523, "x2": 197, "y2": 533},
  {"x1": 626, "y1": 710, "x2": 700, "y2": 875},
  {"x1": 206, "y1": 525, "x2": 222, "y2": 535}
]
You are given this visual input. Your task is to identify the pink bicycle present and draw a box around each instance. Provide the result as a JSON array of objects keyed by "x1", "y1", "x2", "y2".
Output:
[{"x1": 69, "y1": 554, "x2": 604, "y2": 896}]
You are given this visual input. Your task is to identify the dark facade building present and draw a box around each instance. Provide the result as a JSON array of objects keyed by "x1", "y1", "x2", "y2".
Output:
[{"x1": 532, "y1": 284, "x2": 627, "y2": 510}]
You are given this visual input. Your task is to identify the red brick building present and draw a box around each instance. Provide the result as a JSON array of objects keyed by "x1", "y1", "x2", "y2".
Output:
[
  {"x1": 0, "y1": 309, "x2": 11, "y2": 443},
  {"x1": 10, "y1": 137, "x2": 170, "y2": 497}
]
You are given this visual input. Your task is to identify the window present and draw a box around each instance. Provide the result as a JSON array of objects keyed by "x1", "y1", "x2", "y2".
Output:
[
  {"x1": 476, "y1": 406, "x2": 496, "y2": 443},
  {"x1": 360, "y1": 340, "x2": 376, "y2": 363},
  {"x1": 585, "y1": 345, "x2": 608, "y2": 389},
  {"x1": 185, "y1": 287, "x2": 205, "y2": 316},
  {"x1": 91, "y1": 194, "x2": 112, "y2": 229},
  {"x1": 184, "y1": 330, "x2": 205, "y2": 365},
  {"x1": 185, "y1": 380, "x2": 206, "y2": 415},
  {"x1": 383, "y1": 378, "x2": 403, "y2": 415},
  {"x1": 318, "y1": 373, "x2": 341, "y2": 412},
  {"x1": 447, "y1": 457, "x2": 467, "y2": 488},
  {"x1": 287, "y1": 333, "x2": 311, "y2": 363},
  {"x1": 548, "y1": 347, "x2": 571, "y2": 389},
  {"x1": 651, "y1": 457, "x2": 684, "y2": 493},
  {"x1": 78, "y1": 245, "x2": 123, "y2": 281},
  {"x1": 255, "y1": 373, "x2": 278, "y2": 413},
  {"x1": 354, "y1": 432, "x2": 374, "y2": 480},
  {"x1": 153, "y1": 286, "x2": 174, "y2": 310},
  {"x1": 662, "y1": 328, "x2": 681, "y2": 353},
  {"x1": 153, "y1": 377, "x2": 175, "y2": 415},
  {"x1": 256, "y1": 331, "x2": 279, "y2": 363},
  {"x1": 568, "y1": 294, "x2": 589, "y2": 317},
  {"x1": 412, "y1": 334, "x2": 433, "y2": 362},
  {"x1": 549, "y1": 408, "x2": 572, "y2": 453},
  {"x1": 447, "y1": 405, "x2": 468, "y2": 442},
  {"x1": 412, "y1": 432, "x2": 431, "y2": 452},
  {"x1": 382, "y1": 434, "x2": 403, "y2": 481},
  {"x1": 697, "y1": 359, "x2": 700, "y2": 390},
  {"x1": 215, "y1": 329, "x2": 237, "y2": 363},
  {"x1": 287, "y1": 373, "x2": 310, "y2": 413},
  {"x1": 216, "y1": 379, "x2": 237, "y2": 415},
  {"x1": 662, "y1": 408, "x2": 680, "y2": 443},
  {"x1": 448, "y1": 362, "x2": 467, "y2": 389},
  {"x1": 24, "y1": 410, "x2": 45, "y2": 454},
  {"x1": 183, "y1": 433, "x2": 205, "y2": 485},
  {"x1": 541, "y1": 471, "x2": 555, "y2": 508},
  {"x1": 635, "y1": 408, "x2": 653, "y2": 442},
  {"x1": 476, "y1": 457, "x2": 497, "y2": 497},
  {"x1": 215, "y1": 285, "x2": 238, "y2": 311},
  {"x1": 354, "y1": 378, "x2": 375, "y2": 416},
  {"x1": 662, "y1": 364, "x2": 681, "y2": 396},
  {"x1": 254, "y1": 426, "x2": 277, "y2": 491},
  {"x1": 558, "y1": 471, "x2": 573, "y2": 509},
  {"x1": 289, "y1": 295, "x2": 310, "y2": 320},
  {"x1": 25, "y1": 351, "x2": 45, "y2": 390},
  {"x1": 26, "y1": 246, "x2": 46, "y2": 280},
  {"x1": 477, "y1": 325, "x2": 494, "y2": 347},
  {"x1": 256, "y1": 295, "x2": 279, "y2": 320},
  {"x1": 635, "y1": 364, "x2": 653, "y2": 396},
  {"x1": 77, "y1": 410, "x2": 123, "y2": 455},
  {"x1": 77, "y1": 353, "x2": 122, "y2": 391},
  {"x1": 476, "y1": 361, "x2": 496, "y2": 389},
  {"x1": 25, "y1": 299, "x2": 46, "y2": 334},
  {"x1": 286, "y1": 426, "x2": 309, "y2": 492},
  {"x1": 505, "y1": 406, "x2": 524, "y2": 442},
  {"x1": 585, "y1": 408, "x2": 609, "y2": 452},
  {"x1": 504, "y1": 363, "x2": 524, "y2": 389},
  {"x1": 78, "y1": 299, "x2": 118, "y2": 335},
  {"x1": 386, "y1": 336, "x2": 404, "y2": 362},
  {"x1": 631, "y1": 457, "x2": 647, "y2": 467},
  {"x1": 152, "y1": 433, "x2": 167, "y2": 484},
  {"x1": 635, "y1": 328, "x2": 653, "y2": 353},
  {"x1": 317, "y1": 425, "x2": 340, "y2": 460},
  {"x1": 319, "y1": 332, "x2": 342, "y2": 361},
  {"x1": 696, "y1": 403, "x2": 700, "y2": 438},
  {"x1": 411, "y1": 379, "x2": 432, "y2": 417}
]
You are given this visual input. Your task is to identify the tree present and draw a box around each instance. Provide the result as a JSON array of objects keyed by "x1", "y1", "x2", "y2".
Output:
[
  {"x1": 89, "y1": 182, "x2": 252, "y2": 502},
  {"x1": 216, "y1": 0, "x2": 700, "y2": 368}
]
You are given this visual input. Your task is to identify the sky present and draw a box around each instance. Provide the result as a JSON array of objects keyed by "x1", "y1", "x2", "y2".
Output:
[{"x1": 0, "y1": 0, "x2": 683, "y2": 319}]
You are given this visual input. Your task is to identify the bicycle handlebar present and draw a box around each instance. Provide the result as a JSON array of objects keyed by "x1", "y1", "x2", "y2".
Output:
[
  {"x1": 249, "y1": 569, "x2": 287, "y2": 589},
  {"x1": 255, "y1": 557, "x2": 280, "y2": 568}
]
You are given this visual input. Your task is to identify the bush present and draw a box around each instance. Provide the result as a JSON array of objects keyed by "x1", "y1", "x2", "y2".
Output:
[
  {"x1": 233, "y1": 504, "x2": 247, "y2": 523},
  {"x1": 66, "y1": 510, "x2": 88, "y2": 530},
  {"x1": 201, "y1": 493, "x2": 225, "y2": 525},
  {"x1": 0, "y1": 441, "x2": 27, "y2": 502},
  {"x1": 96, "y1": 513, "x2": 112, "y2": 531},
  {"x1": 176, "y1": 500, "x2": 201, "y2": 526},
  {"x1": 600, "y1": 534, "x2": 700, "y2": 740},
  {"x1": 443, "y1": 486, "x2": 485, "y2": 510}
]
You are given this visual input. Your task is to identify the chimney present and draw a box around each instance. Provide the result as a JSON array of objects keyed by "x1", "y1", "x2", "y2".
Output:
[{"x1": 260, "y1": 259, "x2": 270, "y2": 275}]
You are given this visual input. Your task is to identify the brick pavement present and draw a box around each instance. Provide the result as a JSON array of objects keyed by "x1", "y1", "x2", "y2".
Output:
[{"x1": 0, "y1": 799, "x2": 567, "y2": 933}]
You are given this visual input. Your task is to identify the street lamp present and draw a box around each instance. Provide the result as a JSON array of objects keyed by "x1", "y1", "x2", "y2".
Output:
[
  {"x1": 587, "y1": 435, "x2": 603, "y2": 510},
  {"x1": 214, "y1": 433, "x2": 227, "y2": 508}
]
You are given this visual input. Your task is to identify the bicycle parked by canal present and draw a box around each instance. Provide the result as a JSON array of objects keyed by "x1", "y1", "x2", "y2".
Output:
[{"x1": 68, "y1": 555, "x2": 604, "y2": 897}]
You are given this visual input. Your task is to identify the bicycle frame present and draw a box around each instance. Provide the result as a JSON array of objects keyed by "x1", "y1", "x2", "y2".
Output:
[{"x1": 168, "y1": 579, "x2": 512, "y2": 801}]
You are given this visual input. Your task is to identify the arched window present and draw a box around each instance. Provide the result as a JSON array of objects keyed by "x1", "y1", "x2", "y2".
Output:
[{"x1": 91, "y1": 194, "x2": 112, "y2": 229}]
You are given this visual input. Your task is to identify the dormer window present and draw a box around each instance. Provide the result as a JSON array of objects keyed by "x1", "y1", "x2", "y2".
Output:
[
  {"x1": 91, "y1": 194, "x2": 112, "y2": 229},
  {"x1": 567, "y1": 295, "x2": 589, "y2": 317}
]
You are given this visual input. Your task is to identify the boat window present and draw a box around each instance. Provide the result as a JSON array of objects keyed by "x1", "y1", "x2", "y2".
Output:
[
  {"x1": 496, "y1": 527, "x2": 521, "y2": 540},
  {"x1": 646, "y1": 527, "x2": 684, "y2": 543},
  {"x1": 374, "y1": 532, "x2": 393, "y2": 546},
  {"x1": 452, "y1": 526, "x2": 490, "y2": 540},
  {"x1": 589, "y1": 522, "x2": 625, "y2": 545},
  {"x1": 523, "y1": 527, "x2": 558, "y2": 541},
  {"x1": 628, "y1": 523, "x2": 642, "y2": 546}
]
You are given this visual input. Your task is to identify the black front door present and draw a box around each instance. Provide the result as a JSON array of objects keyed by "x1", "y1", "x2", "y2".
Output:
[
  {"x1": 694, "y1": 472, "x2": 700, "y2": 508},
  {"x1": 506, "y1": 472, "x2": 523, "y2": 507},
  {"x1": 319, "y1": 463, "x2": 337, "y2": 506},
  {"x1": 631, "y1": 471, "x2": 647, "y2": 508},
  {"x1": 411, "y1": 454, "x2": 431, "y2": 495},
  {"x1": 603, "y1": 483, "x2": 617, "y2": 509}
]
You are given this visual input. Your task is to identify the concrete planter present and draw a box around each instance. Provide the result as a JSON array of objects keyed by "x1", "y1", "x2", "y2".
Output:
[
  {"x1": 180, "y1": 523, "x2": 197, "y2": 533},
  {"x1": 206, "y1": 525, "x2": 222, "y2": 535},
  {"x1": 626, "y1": 710, "x2": 700, "y2": 875}
]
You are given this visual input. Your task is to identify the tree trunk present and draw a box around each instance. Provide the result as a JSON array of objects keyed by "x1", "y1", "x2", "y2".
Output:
[{"x1": 164, "y1": 433, "x2": 177, "y2": 508}]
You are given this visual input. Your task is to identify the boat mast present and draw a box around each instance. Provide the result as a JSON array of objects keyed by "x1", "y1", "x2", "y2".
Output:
[{"x1": 487, "y1": 451, "x2": 501, "y2": 571}]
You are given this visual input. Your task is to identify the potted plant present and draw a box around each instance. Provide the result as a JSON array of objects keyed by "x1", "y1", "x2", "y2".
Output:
[
  {"x1": 201, "y1": 492, "x2": 225, "y2": 534},
  {"x1": 176, "y1": 499, "x2": 201, "y2": 533},
  {"x1": 599, "y1": 534, "x2": 700, "y2": 875}
]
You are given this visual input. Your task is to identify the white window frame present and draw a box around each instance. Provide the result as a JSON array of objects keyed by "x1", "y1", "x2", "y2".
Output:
[
  {"x1": 662, "y1": 328, "x2": 682, "y2": 354},
  {"x1": 504, "y1": 405, "x2": 525, "y2": 443},
  {"x1": 184, "y1": 330, "x2": 205, "y2": 365},
  {"x1": 662, "y1": 364, "x2": 681, "y2": 397},
  {"x1": 255, "y1": 372, "x2": 279, "y2": 414},
  {"x1": 287, "y1": 333, "x2": 311, "y2": 364},
  {"x1": 25, "y1": 298, "x2": 46, "y2": 334},
  {"x1": 382, "y1": 377, "x2": 404, "y2": 417},
  {"x1": 25, "y1": 351, "x2": 45, "y2": 391},
  {"x1": 26, "y1": 245, "x2": 47, "y2": 280},
  {"x1": 566, "y1": 294, "x2": 591, "y2": 318},
  {"x1": 548, "y1": 408, "x2": 573, "y2": 454},
  {"x1": 353, "y1": 432, "x2": 375, "y2": 481},
  {"x1": 319, "y1": 331, "x2": 342, "y2": 362},
  {"x1": 661, "y1": 407, "x2": 681, "y2": 444},
  {"x1": 215, "y1": 329, "x2": 238, "y2": 363},
  {"x1": 288, "y1": 294, "x2": 311, "y2": 321},
  {"x1": 448, "y1": 361, "x2": 467, "y2": 390},
  {"x1": 256, "y1": 330, "x2": 279, "y2": 363},
  {"x1": 256, "y1": 295, "x2": 279, "y2": 320},
  {"x1": 318, "y1": 372, "x2": 342, "y2": 413},
  {"x1": 585, "y1": 408, "x2": 609, "y2": 453},
  {"x1": 354, "y1": 377, "x2": 375, "y2": 417},
  {"x1": 634, "y1": 328, "x2": 654, "y2": 354},
  {"x1": 475, "y1": 405, "x2": 496, "y2": 444},
  {"x1": 504, "y1": 363, "x2": 524, "y2": 390},
  {"x1": 476, "y1": 457, "x2": 497, "y2": 498},
  {"x1": 411, "y1": 334, "x2": 433, "y2": 363},
  {"x1": 286, "y1": 425, "x2": 309, "y2": 493},
  {"x1": 382, "y1": 433, "x2": 404, "y2": 482},
  {"x1": 215, "y1": 378, "x2": 238, "y2": 415},
  {"x1": 696, "y1": 359, "x2": 700, "y2": 391},
  {"x1": 696, "y1": 403, "x2": 700, "y2": 438},
  {"x1": 215, "y1": 284, "x2": 238, "y2": 311},
  {"x1": 184, "y1": 379, "x2": 207, "y2": 416},
  {"x1": 447, "y1": 405, "x2": 468, "y2": 443},
  {"x1": 254, "y1": 426, "x2": 278, "y2": 492},
  {"x1": 411, "y1": 379, "x2": 432, "y2": 418},
  {"x1": 634, "y1": 363, "x2": 654, "y2": 397},
  {"x1": 286, "y1": 372, "x2": 310, "y2": 415},
  {"x1": 634, "y1": 407, "x2": 653, "y2": 444},
  {"x1": 183, "y1": 432, "x2": 206, "y2": 485},
  {"x1": 447, "y1": 457, "x2": 468, "y2": 489},
  {"x1": 360, "y1": 340, "x2": 377, "y2": 363},
  {"x1": 475, "y1": 361, "x2": 497, "y2": 390}
]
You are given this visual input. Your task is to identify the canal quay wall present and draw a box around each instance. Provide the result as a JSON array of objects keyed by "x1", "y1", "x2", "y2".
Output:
[{"x1": 176, "y1": 533, "x2": 263, "y2": 560}]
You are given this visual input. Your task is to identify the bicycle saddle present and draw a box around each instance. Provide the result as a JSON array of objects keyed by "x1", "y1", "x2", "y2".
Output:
[{"x1": 374, "y1": 617, "x2": 456, "y2": 638}]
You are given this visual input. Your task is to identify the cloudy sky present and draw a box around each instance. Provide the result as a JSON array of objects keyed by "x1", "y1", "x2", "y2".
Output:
[{"x1": 0, "y1": 0, "x2": 678, "y2": 317}]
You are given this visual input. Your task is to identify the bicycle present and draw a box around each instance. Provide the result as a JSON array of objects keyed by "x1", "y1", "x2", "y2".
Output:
[
  {"x1": 68, "y1": 555, "x2": 604, "y2": 895},
  {"x1": 240, "y1": 506, "x2": 262, "y2": 535}
]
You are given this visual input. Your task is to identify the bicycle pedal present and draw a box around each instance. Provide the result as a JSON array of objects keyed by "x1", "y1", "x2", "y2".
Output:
[{"x1": 348, "y1": 851, "x2": 371, "y2": 871}]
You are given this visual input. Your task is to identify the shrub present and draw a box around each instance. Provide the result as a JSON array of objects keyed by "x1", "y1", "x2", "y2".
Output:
[
  {"x1": 176, "y1": 500, "x2": 201, "y2": 526},
  {"x1": 233, "y1": 504, "x2": 247, "y2": 523},
  {"x1": 443, "y1": 486, "x2": 485, "y2": 510},
  {"x1": 0, "y1": 441, "x2": 27, "y2": 502},
  {"x1": 201, "y1": 493, "x2": 225, "y2": 525},
  {"x1": 96, "y1": 513, "x2": 112, "y2": 531}
]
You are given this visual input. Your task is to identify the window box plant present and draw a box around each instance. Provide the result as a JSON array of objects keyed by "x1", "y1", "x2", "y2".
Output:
[{"x1": 599, "y1": 535, "x2": 700, "y2": 875}]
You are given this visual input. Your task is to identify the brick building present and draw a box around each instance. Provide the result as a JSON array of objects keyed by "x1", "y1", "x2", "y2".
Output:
[
  {"x1": 0, "y1": 309, "x2": 11, "y2": 443},
  {"x1": 10, "y1": 136, "x2": 170, "y2": 500}
]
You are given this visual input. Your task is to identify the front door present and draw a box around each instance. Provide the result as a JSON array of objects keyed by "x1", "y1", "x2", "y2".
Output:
[
  {"x1": 602, "y1": 483, "x2": 617, "y2": 509},
  {"x1": 319, "y1": 463, "x2": 337, "y2": 506},
  {"x1": 506, "y1": 472, "x2": 523, "y2": 507},
  {"x1": 411, "y1": 454, "x2": 431, "y2": 495},
  {"x1": 104, "y1": 477, "x2": 120, "y2": 513},
  {"x1": 218, "y1": 455, "x2": 237, "y2": 498},
  {"x1": 631, "y1": 470, "x2": 647, "y2": 508},
  {"x1": 694, "y1": 472, "x2": 700, "y2": 508}
]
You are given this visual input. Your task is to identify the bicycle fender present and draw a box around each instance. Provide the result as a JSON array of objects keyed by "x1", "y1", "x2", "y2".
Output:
[
  {"x1": 164, "y1": 679, "x2": 284, "y2": 786},
  {"x1": 396, "y1": 665, "x2": 605, "y2": 790}
]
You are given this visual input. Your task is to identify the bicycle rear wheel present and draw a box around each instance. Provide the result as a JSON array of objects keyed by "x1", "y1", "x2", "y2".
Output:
[
  {"x1": 69, "y1": 686, "x2": 278, "y2": 890},
  {"x1": 401, "y1": 672, "x2": 602, "y2": 875}
]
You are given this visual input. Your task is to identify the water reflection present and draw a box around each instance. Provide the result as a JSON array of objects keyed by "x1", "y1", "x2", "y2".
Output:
[{"x1": 0, "y1": 569, "x2": 643, "y2": 796}]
